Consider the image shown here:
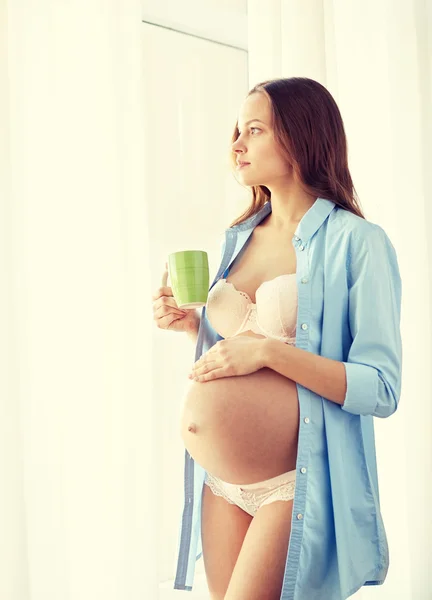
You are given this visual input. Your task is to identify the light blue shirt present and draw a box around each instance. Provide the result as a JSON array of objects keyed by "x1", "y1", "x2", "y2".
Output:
[{"x1": 173, "y1": 197, "x2": 402, "y2": 599}]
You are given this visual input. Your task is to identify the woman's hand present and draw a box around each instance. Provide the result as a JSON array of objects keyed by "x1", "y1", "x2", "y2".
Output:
[
  {"x1": 152, "y1": 263, "x2": 200, "y2": 335},
  {"x1": 188, "y1": 333, "x2": 267, "y2": 382}
]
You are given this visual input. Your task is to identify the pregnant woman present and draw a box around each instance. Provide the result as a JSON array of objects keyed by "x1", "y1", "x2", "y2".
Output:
[{"x1": 152, "y1": 77, "x2": 403, "y2": 600}]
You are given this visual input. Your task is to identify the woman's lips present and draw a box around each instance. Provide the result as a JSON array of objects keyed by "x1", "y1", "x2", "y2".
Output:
[{"x1": 237, "y1": 162, "x2": 251, "y2": 169}]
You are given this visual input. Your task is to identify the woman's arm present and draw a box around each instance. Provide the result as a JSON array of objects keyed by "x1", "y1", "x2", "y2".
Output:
[
  {"x1": 262, "y1": 224, "x2": 402, "y2": 418},
  {"x1": 185, "y1": 310, "x2": 201, "y2": 344},
  {"x1": 261, "y1": 341, "x2": 347, "y2": 405}
]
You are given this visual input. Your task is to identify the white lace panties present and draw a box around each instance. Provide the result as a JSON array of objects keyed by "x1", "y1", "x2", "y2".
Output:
[{"x1": 204, "y1": 469, "x2": 296, "y2": 517}]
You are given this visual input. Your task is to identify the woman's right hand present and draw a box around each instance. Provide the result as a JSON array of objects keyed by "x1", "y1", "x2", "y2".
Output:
[{"x1": 152, "y1": 263, "x2": 200, "y2": 334}]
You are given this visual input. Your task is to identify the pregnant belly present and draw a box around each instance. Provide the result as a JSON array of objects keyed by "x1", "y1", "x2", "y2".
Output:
[{"x1": 180, "y1": 365, "x2": 300, "y2": 485}]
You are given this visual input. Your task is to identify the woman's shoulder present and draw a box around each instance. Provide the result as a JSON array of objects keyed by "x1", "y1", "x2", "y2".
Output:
[
  {"x1": 332, "y1": 205, "x2": 371, "y2": 230},
  {"x1": 331, "y1": 206, "x2": 388, "y2": 244}
]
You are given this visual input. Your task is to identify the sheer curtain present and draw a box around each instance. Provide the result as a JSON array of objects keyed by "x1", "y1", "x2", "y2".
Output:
[
  {"x1": 1, "y1": 0, "x2": 159, "y2": 598},
  {"x1": 247, "y1": 0, "x2": 432, "y2": 597}
]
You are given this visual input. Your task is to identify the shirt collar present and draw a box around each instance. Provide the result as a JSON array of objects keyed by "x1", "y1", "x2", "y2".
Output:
[{"x1": 229, "y1": 197, "x2": 337, "y2": 246}]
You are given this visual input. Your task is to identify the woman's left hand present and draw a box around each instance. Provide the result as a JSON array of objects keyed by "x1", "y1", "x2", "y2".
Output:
[{"x1": 189, "y1": 335, "x2": 267, "y2": 382}]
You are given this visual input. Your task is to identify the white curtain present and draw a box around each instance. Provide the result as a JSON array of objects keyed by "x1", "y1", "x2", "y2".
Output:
[
  {"x1": 248, "y1": 0, "x2": 432, "y2": 598},
  {"x1": 1, "y1": 0, "x2": 160, "y2": 598}
]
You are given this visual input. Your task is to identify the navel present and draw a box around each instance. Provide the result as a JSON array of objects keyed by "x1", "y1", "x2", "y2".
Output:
[{"x1": 187, "y1": 422, "x2": 198, "y2": 433}]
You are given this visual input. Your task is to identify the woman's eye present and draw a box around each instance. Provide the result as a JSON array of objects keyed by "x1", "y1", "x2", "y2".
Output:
[{"x1": 238, "y1": 127, "x2": 261, "y2": 137}]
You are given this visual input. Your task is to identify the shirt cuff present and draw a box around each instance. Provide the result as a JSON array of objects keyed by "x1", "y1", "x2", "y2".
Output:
[{"x1": 341, "y1": 362, "x2": 378, "y2": 416}]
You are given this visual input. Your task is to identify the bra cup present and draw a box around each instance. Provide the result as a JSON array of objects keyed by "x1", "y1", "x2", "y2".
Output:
[
  {"x1": 255, "y1": 277, "x2": 298, "y2": 339},
  {"x1": 206, "y1": 275, "x2": 298, "y2": 341},
  {"x1": 206, "y1": 279, "x2": 251, "y2": 339}
]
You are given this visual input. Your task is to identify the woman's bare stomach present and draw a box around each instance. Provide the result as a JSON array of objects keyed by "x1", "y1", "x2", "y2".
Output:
[{"x1": 180, "y1": 334, "x2": 300, "y2": 485}]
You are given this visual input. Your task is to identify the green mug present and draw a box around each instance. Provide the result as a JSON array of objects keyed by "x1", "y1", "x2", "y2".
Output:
[{"x1": 168, "y1": 250, "x2": 210, "y2": 309}]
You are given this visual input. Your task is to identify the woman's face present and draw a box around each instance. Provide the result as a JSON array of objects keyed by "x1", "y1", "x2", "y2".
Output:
[{"x1": 232, "y1": 92, "x2": 294, "y2": 188}]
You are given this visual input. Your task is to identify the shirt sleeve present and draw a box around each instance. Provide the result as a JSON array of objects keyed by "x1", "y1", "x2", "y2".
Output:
[{"x1": 341, "y1": 224, "x2": 402, "y2": 418}]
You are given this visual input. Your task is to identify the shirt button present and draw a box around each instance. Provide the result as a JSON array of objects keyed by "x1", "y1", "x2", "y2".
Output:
[
  {"x1": 301, "y1": 323, "x2": 308, "y2": 330},
  {"x1": 300, "y1": 467, "x2": 307, "y2": 474},
  {"x1": 299, "y1": 245, "x2": 304, "y2": 251},
  {"x1": 304, "y1": 417, "x2": 310, "y2": 423},
  {"x1": 301, "y1": 277, "x2": 309, "y2": 284},
  {"x1": 296, "y1": 513, "x2": 303, "y2": 520}
]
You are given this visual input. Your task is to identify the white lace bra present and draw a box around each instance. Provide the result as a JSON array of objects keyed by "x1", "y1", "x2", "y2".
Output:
[{"x1": 205, "y1": 269, "x2": 298, "y2": 345}]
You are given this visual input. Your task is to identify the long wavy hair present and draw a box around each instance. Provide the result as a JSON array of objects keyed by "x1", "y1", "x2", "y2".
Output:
[{"x1": 228, "y1": 77, "x2": 365, "y2": 228}]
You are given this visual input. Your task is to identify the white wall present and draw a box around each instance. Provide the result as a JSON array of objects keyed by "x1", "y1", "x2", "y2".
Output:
[{"x1": 142, "y1": 0, "x2": 248, "y2": 50}]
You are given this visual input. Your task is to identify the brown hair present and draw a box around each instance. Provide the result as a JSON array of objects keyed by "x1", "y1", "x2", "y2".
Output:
[{"x1": 228, "y1": 77, "x2": 365, "y2": 228}]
